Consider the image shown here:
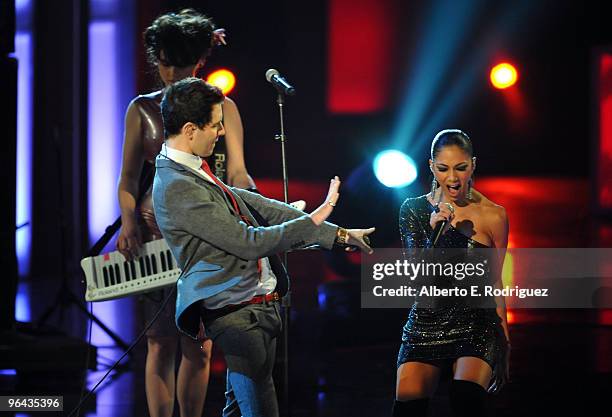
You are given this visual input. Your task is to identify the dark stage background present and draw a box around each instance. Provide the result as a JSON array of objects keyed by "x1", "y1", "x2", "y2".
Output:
[
  {"x1": 134, "y1": 0, "x2": 606, "y2": 179},
  {"x1": 20, "y1": 0, "x2": 612, "y2": 282}
]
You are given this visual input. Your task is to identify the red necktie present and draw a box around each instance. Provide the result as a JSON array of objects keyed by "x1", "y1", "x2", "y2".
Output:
[
  {"x1": 200, "y1": 159, "x2": 262, "y2": 277},
  {"x1": 201, "y1": 160, "x2": 242, "y2": 216}
]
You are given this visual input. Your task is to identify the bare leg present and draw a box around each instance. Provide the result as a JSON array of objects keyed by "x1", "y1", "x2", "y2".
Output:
[
  {"x1": 177, "y1": 336, "x2": 212, "y2": 417},
  {"x1": 145, "y1": 336, "x2": 178, "y2": 417},
  {"x1": 452, "y1": 356, "x2": 492, "y2": 389},
  {"x1": 396, "y1": 361, "x2": 441, "y2": 400},
  {"x1": 393, "y1": 362, "x2": 441, "y2": 416}
]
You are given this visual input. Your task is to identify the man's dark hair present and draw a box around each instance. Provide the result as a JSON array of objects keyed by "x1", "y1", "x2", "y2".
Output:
[
  {"x1": 144, "y1": 9, "x2": 215, "y2": 68},
  {"x1": 161, "y1": 77, "x2": 224, "y2": 138}
]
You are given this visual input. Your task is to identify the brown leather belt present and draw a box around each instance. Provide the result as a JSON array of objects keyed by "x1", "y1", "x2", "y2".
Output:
[{"x1": 202, "y1": 292, "x2": 280, "y2": 322}]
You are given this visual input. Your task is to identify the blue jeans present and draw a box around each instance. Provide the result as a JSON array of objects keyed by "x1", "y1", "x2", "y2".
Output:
[{"x1": 204, "y1": 302, "x2": 282, "y2": 417}]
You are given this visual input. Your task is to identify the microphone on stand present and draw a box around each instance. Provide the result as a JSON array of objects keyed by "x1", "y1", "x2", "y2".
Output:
[{"x1": 265, "y1": 69, "x2": 296, "y2": 96}]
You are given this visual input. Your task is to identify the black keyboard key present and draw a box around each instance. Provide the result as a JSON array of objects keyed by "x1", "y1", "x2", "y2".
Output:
[
  {"x1": 124, "y1": 262, "x2": 130, "y2": 281},
  {"x1": 145, "y1": 255, "x2": 151, "y2": 276},
  {"x1": 114, "y1": 264, "x2": 121, "y2": 284},
  {"x1": 151, "y1": 254, "x2": 158, "y2": 274},
  {"x1": 166, "y1": 250, "x2": 173, "y2": 270},
  {"x1": 160, "y1": 252, "x2": 167, "y2": 272},
  {"x1": 109, "y1": 265, "x2": 115, "y2": 286}
]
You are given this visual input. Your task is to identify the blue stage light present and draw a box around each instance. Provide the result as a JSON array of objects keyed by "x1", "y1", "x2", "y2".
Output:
[{"x1": 373, "y1": 150, "x2": 417, "y2": 188}]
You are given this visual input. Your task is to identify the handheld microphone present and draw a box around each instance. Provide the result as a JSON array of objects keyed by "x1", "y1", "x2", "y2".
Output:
[
  {"x1": 265, "y1": 69, "x2": 296, "y2": 96},
  {"x1": 430, "y1": 205, "x2": 448, "y2": 248}
]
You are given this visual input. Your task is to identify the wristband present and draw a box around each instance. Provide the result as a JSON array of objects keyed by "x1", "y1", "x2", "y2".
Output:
[{"x1": 335, "y1": 227, "x2": 349, "y2": 245}]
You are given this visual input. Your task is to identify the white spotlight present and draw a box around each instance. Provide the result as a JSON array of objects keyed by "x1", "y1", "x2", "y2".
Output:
[{"x1": 373, "y1": 150, "x2": 417, "y2": 188}]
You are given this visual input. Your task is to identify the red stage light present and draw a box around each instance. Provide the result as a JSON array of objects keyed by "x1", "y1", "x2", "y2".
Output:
[
  {"x1": 597, "y1": 53, "x2": 612, "y2": 209},
  {"x1": 490, "y1": 62, "x2": 518, "y2": 89},
  {"x1": 206, "y1": 69, "x2": 236, "y2": 95},
  {"x1": 327, "y1": 0, "x2": 395, "y2": 113}
]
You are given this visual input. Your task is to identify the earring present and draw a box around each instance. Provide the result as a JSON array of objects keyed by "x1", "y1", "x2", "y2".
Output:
[
  {"x1": 467, "y1": 177, "x2": 473, "y2": 200},
  {"x1": 430, "y1": 178, "x2": 438, "y2": 197}
]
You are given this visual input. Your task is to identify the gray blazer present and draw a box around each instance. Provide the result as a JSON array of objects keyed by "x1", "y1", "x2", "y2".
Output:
[{"x1": 152, "y1": 157, "x2": 337, "y2": 339}]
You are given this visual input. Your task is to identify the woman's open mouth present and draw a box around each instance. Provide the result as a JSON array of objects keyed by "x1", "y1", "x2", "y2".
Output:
[{"x1": 447, "y1": 184, "x2": 461, "y2": 196}]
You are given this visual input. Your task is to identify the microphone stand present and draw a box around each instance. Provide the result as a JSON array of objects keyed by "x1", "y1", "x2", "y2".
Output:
[
  {"x1": 276, "y1": 93, "x2": 290, "y2": 204},
  {"x1": 274, "y1": 90, "x2": 291, "y2": 417},
  {"x1": 38, "y1": 163, "x2": 153, "y2": 354},
  {"x1": 37, "y1": 129, "x2": 131, "y2": 354}
]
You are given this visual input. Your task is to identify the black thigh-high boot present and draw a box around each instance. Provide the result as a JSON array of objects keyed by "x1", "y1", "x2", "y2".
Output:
[
  {"x1": 448, "y1": 379, "x2": 488, "y2": 417},
  {"x1": 391, "y1": 398, "x2": 429, "y2": 416}
]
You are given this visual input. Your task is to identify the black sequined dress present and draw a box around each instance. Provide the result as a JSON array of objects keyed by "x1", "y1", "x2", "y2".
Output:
[{"x1": 397, "y1": 195, "x2": 504, "y2": 369}]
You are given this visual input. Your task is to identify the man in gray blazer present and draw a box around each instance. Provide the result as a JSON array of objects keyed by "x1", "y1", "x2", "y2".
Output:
[{"x1": 153, "y1": 77, "x2": 374, "y2": 417}]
